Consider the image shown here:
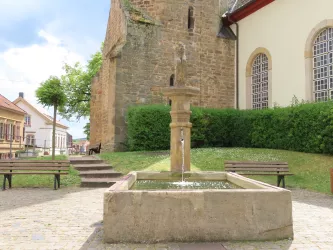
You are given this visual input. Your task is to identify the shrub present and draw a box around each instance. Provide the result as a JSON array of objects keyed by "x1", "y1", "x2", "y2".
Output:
[
  {"x1": 127, "y1": 101, "x2": 333, "y2": 154},
  {"x1": 127, "y1": 105, "x2": 171, "y2": 151}
]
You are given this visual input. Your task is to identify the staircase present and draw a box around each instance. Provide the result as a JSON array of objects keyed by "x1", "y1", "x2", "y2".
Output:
[{"x1": 70, "y1": 156, "x2": 122, "y2": 188}]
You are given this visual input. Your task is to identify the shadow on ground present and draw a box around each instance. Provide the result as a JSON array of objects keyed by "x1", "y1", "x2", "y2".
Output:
[
  {"x1": 291, "y1": 188, "x2": 333, "y2": 210},
  {"x1": 0, "y1": 187, "x2": 86, "y2": 213},
  {"x1": 79, "y1": 221, "x2": 293, "y2": 250}
]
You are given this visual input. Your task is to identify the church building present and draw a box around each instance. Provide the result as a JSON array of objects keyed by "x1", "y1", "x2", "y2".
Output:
[{"x1": 90, "y1": 0, "x2": 333, "y2": 151}]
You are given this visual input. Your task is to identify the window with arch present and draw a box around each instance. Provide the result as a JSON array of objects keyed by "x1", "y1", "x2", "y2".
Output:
[
  {"x1": 188, "y1": 6, "x2": 194, "y2": 31},
  {"x1": 251, "y1": 54, "x2": 269, "y2": 109},
  {"x1": 170, "y1": 74, "x2": 175, "y2": 87},
  {"x1": 313, "y1": 27, "x2": 333, "y2": 101}
]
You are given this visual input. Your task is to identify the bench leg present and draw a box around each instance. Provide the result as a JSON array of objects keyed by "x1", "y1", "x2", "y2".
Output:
[
  {"x1": 277, "y1": 176, "x2": 286, "y2": 188},
  {"x1": 8, "y1": 175, "x2": 12, "y2": 189},
  {"x1": 277, "y1": 176, "x2": 282, "y2": 187},
  {"x1": 2, "y1": 174, "x2": 6, "y2": 191},
  {"x1": 2, "y1": 174, "x2": 11, "y2": 190},
  {"x1": 57, "y1": 174, "x2": 60, "y2": 189},
  {"x1": 54, "y1": 175, "x2": 57, "y2": 190}
]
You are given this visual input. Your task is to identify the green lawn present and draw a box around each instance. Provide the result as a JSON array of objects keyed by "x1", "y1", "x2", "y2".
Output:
[
  {"x1": 101, "y1": 148, "x2": 333, "y2": 194},
  {"x1": 0, "y1": 155, "x2": 81, "y2": 188}
]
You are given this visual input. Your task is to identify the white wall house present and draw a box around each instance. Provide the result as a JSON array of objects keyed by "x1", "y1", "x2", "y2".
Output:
[
  {"x1": 13, "y1": 93, "x2": 69, "y2": 155},
  {"x1": 224, "y1": 0, "x2": 333, "y2": 109}
]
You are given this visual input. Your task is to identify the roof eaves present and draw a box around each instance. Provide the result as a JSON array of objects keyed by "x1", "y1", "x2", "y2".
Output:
[
  {"x1": 230, "y1": 0, "x2": 256, "y2": 13},
  {"x1": 218, "y1": 25, "x2": 237, "y2": 40},
  {"x1": 14, "y1": 97, "x2": 69, "y2": 129},
  {"x1": 0, "y1": 94, "x2": 26, "y2": 114},
  {"x1": 223, "y1": 0, "x2": 274, "y2": 26}
]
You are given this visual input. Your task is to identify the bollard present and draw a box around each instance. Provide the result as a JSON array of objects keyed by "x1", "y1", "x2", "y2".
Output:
[{"x1": 331, "y1": 168, "x2": 333, "y2": 194}]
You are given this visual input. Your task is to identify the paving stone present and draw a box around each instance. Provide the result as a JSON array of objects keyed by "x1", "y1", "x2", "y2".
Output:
[
  {"x1": 0, "y1": 188, "x2": 332, "y2": 250},
  {"x1": 178, "y1": 243, "x2": 226, "y2": 250}
]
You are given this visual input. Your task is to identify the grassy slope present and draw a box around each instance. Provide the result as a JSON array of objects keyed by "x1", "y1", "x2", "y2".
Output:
[
  {"x1": 101, "y1": 148, "x2": 333, "y2": 194},
  {"x1": 0, "y1": 155, "x2": 81, "y2": 188}
]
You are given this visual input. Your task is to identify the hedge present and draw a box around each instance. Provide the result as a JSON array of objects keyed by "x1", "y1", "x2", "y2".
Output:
[{"x1": 127, "y1": 101, "x2": 333, "y2": 154}]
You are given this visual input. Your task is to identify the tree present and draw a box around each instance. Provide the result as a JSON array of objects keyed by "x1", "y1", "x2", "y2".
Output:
[
  {"x1": 36, "y1": 76, "x2": 67, "y2": 160},
  {"x1": 59, "y1": 44, "x2": 103, "y2": 121},
  {"x1": 84, "y1": 123, "x2": 90, "y2": 140}
]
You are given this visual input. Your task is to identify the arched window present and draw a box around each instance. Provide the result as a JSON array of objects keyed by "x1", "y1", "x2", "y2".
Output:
[
  {"x1": 170, "y1": 74, "x2": 175, "y2": 87},
  {"x1": 313, "y1": 28, "x2": 333, "y2": 101},
  {"x1": 251, "y1": 54, "x2": 269, "y2": 109},
  {"x1": 188, "y1": 7, "x2": 194, "y2": 31}
]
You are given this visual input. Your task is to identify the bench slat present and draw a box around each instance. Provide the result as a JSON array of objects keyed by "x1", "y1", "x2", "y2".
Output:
[
  {"x1": 0, "y1": 172, "x2": 68, "y2": 175},
  {"x1": 225, "y1": 164, "x2": 288, "y2": 167},
  {"x1": 0, "y1": 160, "x2": 69, "y2": 163},
  {"x1": 0, "y1": 167, "x2": 69, "y2": 171},
  {"x1": 226, "y1": 169, "x2": 290, "y2": 173},
  {"x1": 236, "y1": 173, "x2": 294, "y2": 176},
  {"x1": 225, "y1": 161, "x2": 288, "y2": 165},
  {"x1": 0, "y1": 164, "x2": 69, "y2": 168},
  {"x1": 225, "y1": 167, "x2": 289, "y2": 172}
]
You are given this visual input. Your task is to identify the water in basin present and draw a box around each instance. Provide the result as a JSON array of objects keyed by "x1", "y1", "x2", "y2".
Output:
[{"x1": 131, "y1": 180, "x2": 243, "y2": 190}]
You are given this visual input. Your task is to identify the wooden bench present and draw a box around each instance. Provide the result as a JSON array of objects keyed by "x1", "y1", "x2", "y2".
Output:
[
  {"x1": 0, "y1": 160, "x2": 70, "y2": 190},
  {"x1": 225, "y1": 161, "x2": 293, "y2": 188},
  {"x1": 89, "y1": 143, "x2": 101, "y2": 155}
]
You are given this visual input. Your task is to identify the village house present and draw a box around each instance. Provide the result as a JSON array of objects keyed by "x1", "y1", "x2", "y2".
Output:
[
  {"x1": 90, "y1": 0, "x2": 333, "y2": 151},
  {"x1": 71, "y1": 138, "x2": 90, "y2": 155},
  {"x1": 0, "y1": 94, "x2": 26, "y2": 159},
  {"x1": 13, "y1": 93, "x2": 69, "y2": 155}
]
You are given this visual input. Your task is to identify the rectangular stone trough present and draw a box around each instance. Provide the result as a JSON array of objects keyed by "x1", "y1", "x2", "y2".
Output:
[{"x1": 104, "y1": 171, "x2": 293, "y2": 243}]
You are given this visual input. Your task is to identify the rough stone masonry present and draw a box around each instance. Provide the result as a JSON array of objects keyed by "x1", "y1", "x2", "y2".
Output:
[{"x1": 90, "y1": 0, "x2": 235, "y2": 151}]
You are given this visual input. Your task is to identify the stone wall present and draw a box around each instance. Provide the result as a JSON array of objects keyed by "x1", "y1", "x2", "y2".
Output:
[{"x1": 90, "y1": 0, "x2": 235, "y2": 151}]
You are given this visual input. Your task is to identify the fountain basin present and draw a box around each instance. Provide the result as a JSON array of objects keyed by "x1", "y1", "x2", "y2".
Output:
[{"x1": 104, "y1": 171, "x2": 293, "y2": 243}]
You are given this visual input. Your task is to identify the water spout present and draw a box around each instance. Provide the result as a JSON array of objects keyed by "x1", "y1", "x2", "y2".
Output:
[
  {"x1": 180, "y1": 127, "x2": 185, "y2": 183},
  {"x1": 172, "y1": 127, "x2": 189, "y2": 187}
]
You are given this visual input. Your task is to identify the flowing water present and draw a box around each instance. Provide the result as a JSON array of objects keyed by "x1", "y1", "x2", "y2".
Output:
[{"x1": 131, "y1": 128, "x2": 243, "y2": 190}]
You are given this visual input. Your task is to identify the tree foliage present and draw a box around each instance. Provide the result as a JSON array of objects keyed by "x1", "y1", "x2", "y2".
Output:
[
  {"x1": 36, "y1": 76, "x2": 67, "y2": 159},
  {"x1": 59, "y1": 44, "x2": 103, "y2": 120},
  {"x1": 36, "y1": 76, "x2": 67, "y2": 107},
  {"x1": 84, "y1": 123, "x2": 90, "y2": 140}
]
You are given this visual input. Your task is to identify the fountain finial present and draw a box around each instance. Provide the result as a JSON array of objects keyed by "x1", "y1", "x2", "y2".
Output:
[{"x1": 175, "y1": 42, "x2": 187, "y2": 87}]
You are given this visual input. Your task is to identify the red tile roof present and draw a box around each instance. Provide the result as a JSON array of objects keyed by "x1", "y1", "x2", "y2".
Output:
[
  {"x1": 12, "y1": 97, "x2": 68, "y2": 129},
  {"x1": 0, "y1": 94, "x2": 26, "y2": 114}
]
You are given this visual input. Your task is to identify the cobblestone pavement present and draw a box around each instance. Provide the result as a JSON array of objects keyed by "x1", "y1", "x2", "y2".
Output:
[{"x1": 0, "y1": 188, "x2": 332, "y2": 250}]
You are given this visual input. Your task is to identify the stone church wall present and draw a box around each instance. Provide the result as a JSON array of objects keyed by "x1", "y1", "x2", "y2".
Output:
[{"x1": 90, "y1": 0, "x2": 235, "y2": 151}]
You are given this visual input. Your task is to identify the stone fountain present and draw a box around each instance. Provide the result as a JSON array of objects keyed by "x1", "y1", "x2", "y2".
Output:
[
  {"x1": 163, "y1": 42, "x2": 200, "y2": 173},
  {"x1": 103, "y1": 43, "x2": 294, "y2": 244}
]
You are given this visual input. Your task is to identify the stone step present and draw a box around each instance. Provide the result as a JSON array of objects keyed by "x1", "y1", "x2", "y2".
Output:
[
  {"x1": 79, "y1": 170, "x2": 122, "y2": 178},
  {"x1": 70, "y1": 159, "x2": 104, "y2": 165},
  {"x1": 80, "y1": 178, "x2": 119, "y2": 188},
  {"x1": 74, "y1": 164, "x2": 112, "y2": 171}
]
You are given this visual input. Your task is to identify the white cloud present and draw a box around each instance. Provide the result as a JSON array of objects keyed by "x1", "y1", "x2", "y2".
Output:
[
  {"x1": 1, "y1": 29, "x2": 84, "y2": 84},
  {"x1": 0, "y1": 30, "x2": 87, "y2": 138},
  {"x1": 43, "y1": 19, "x2": 102, "y2": 60},
  {"x1": 0, "y1": 0, "x2": 44, "y2": 26}
]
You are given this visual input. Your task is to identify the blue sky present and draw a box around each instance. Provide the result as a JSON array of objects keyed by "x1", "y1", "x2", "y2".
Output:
[{"x1": 0, "y1": 0, "x2": 110, "y2": 139}]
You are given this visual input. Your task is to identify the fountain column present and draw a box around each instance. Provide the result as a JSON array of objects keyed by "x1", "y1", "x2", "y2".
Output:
[{"x1": 163, "y1": 43, "x2": 200, "y2": 172}]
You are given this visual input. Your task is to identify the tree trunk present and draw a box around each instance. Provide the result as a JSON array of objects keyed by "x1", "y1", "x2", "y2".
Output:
[{"x1": 52, "y1": 103, "x2": 57, "y2": 160}]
